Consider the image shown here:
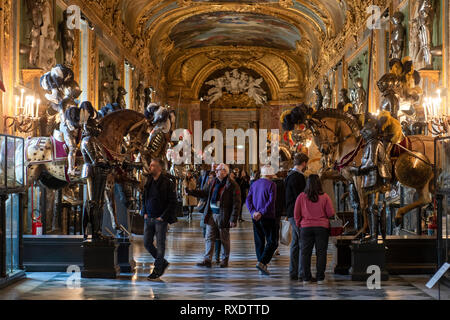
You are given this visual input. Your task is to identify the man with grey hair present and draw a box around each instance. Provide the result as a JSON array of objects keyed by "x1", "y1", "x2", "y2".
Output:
[{"x1": 187, "y1": 163, "x2": 241, "y2": 268}]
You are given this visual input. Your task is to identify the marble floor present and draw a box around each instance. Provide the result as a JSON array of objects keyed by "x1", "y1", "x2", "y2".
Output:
[{"x1": 0, "y1": 210, "x2": 449, "y2": 300}]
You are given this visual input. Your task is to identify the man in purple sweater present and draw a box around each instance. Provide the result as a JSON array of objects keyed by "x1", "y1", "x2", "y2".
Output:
[{"x1": 246, "y1": 165, "x2": 278, "y2": 275}]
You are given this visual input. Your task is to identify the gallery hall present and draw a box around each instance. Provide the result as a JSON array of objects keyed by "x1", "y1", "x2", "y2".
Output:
[{"x1": 0, "y1": 0, "x2": 449, "y2": 304}]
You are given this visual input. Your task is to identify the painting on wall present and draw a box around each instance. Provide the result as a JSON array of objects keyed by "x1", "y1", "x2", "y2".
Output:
[{"x1": 169, "y1": 12, "x2": 301, "y2": 50}]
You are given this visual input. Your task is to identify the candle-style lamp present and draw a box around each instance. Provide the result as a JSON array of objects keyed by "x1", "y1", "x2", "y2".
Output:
[{"x1": 36, "y1": 99, "x2": 40, "y2": 118}]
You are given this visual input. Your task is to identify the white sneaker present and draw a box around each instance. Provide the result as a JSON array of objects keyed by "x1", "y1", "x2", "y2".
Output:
[
  {"x1": 317, "y1": 280, "x2": 325, "y2": 285},
  {"x1": 256, "y1": 262, "x2": 270, "y2": 275},
  {"x1": 303, "y1": 280, "x2": 311, "y2": 285}
]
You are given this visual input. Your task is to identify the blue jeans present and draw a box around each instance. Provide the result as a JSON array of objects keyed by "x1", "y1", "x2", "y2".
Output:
[
  {"x1": 144, "y1": 217, "x2": 168, "y2": 272},
  {"x1": 289, "y1": 217, "x2": 302, "y2": 278}
]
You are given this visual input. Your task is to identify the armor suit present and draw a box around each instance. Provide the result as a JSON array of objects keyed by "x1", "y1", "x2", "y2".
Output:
[
  {"x1": 350, "y1": 122, "x2": 391, "y2": 242},
  {"x1": 313, "y1": 86, "x2": 323, "y2": 111},
  {"x1": 80, "y1": 106, "x2": 110, "y2": 241},
  {"x1": 337, "y1": 88, "x2": 352, "y2": 113},
  {"x1": 378, "y1": 73, "x2": 400, "y2": 119},
  {"x1": 417, "y1": 0, "x2": 433, "y2": 68},
  {"x1": 348, "y1": 182, "x2": 361, "y2": 232},
  {"x1": 389, "y1": 11, "x2": 406, "y2": 60},
  {"x1": 322, "y1": 78, "x2": 332, "y2": 109}
]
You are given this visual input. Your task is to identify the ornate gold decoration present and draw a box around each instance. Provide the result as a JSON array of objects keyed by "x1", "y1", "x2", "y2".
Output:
[
  {"x1": 279, "y1": 0, "x2": 294, "y2": 8},
  {"x1": 309, "y1": 0, "x2": 390, "y2": 91},
  {"x1": 205, "y1": 50, "x2": 264, "y2": 69},
  {"x1": 418, "y1": 69, "x2": 441, "y2": 85},
  {"x1": 211, "y1": 92, "x2": 258, "y2": 108},
  {"x1": 166, "y1": 46, "x2": 303, "y2": 103},
  {"x1": 3, "y1": 0, "x2": 11, "y2": 46},
  {"x1": 177, "y1": 0, "x2": 192, "y2": 6},
  {"x1": 21, "y1": 69, "x2": 45, "y2": 87},
  {"x1": 73, "y1": 0, "x2": 150, "y2": 73}
]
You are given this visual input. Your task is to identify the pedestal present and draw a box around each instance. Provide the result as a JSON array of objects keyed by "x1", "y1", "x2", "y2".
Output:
[
  {"x1": 81, "y1": 239, "x2": 120, "y2": 278},
  {"x1": 334, "y1": 238, "x2": 352, "y2": 275},
  {"x1": 117, "y1": 237, "x2": 136, "y2": 273},
  {"x1": 350, "y1": 241, "x2": 389, "y2": 281}
]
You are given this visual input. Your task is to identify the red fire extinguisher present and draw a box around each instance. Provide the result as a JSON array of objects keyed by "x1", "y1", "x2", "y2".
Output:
[{"x1": 32, "y1": 211, "x2": 43, "y2": 235}]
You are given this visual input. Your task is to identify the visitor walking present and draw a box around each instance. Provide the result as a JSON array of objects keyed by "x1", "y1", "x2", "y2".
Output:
[
  {"x1": 272, "y1": 171, "x2": 286, "y2": 256},
  {"x1": 246, "y1": 165, "x2": 278, "y2": 275},
  {"x1": 294, "y1": 174, "x2": 335, "y2": 284},
  {"x1": 141, "y1": 159, "x2": 177, "y2": 280},
  {"x1": 238, "y1": 169, "x2": 250, "y2": 222},
  {"x1": 182, "y1": 170, "x2": 198, "y2": 221},
  {"x1": 284, "y1": 152, "x2": 309, "y2": 280},
  {"x1": 187, "y1": 163, "x2": 241, "y2": 268}
]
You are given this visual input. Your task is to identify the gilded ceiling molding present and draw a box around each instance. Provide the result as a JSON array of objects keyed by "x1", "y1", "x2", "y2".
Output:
[
  {"x1": 165, "y1": 46, "x2": 304, "y2": 95},
  {"x1": 75, "y1": 0, "x2": 151, "y2": 74}
]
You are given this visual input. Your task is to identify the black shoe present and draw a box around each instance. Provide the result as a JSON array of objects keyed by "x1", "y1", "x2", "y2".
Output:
[
  {"x1": 220, "y1": 260, "x2": 229, "y2": 268},
  {"x1": 289, "y1": 275, "x2": 298, "y2": 280},
  {"x1": 159, "y1": 260, "x2": 170, "y2": 277},
  {"x1": 147, "y1": 271, "x2": 160, "y2": 280},
  {"x1": 196, "y1": 260, "x2": 212, "y2": 268}
]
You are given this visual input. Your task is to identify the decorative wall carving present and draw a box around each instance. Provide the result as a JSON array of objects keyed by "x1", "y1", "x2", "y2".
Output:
[{"x1": 202, "y1": 69, "x2": 268, "y2": 107}]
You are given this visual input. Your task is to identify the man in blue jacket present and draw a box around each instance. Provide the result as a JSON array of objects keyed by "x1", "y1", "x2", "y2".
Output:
[
  {"x1": 141, "y1": 158, "x2": 177, "y2": 280},
  {"x1": 246, "y1": 165, "x2": 278, "y2": 275}
]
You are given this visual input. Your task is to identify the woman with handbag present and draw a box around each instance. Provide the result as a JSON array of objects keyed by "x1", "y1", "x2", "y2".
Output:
[{"x1": 294, "y1": 174, "x2": 335, "y2": 285}]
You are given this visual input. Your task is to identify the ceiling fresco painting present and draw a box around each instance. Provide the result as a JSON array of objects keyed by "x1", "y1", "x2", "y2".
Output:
[
  {"x1": 169, "y1": 12, "x2": 302, "y2": 50},
  {"x1": 114, "y1": 0, "x2": 354, "y2": 102}
]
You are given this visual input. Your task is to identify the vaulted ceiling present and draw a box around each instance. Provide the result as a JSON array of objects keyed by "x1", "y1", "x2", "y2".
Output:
[{"x1": 115, "y1": 0, "x2": 350, "y2": 102}]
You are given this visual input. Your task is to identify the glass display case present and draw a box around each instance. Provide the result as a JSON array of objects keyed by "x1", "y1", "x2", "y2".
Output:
[
  {"x1": 0, "y1": 135, "x2": 26, "y2": 287},
  {"x1": 434, "y1": 137, "x2": 450, "y2": 287},
  {"x1": 0, "y1": 135, "x2": 25, "y2": 192}
]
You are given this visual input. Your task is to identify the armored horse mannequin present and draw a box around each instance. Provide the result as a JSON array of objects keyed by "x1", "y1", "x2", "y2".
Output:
[{"x1": 282, "y1": 104, "x2": 435, "y2": 241}]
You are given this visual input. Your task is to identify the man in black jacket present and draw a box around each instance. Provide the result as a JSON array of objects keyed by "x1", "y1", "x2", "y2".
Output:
[
  {"x1": 141, "y1": 159, "x2": 177, "y2": 280},
  {"x1": 187, "y1": 163, "x2": 241, "y2": 268},
  {"x1": 284, "y1": 152, "x2": 309, "y2": 280}
]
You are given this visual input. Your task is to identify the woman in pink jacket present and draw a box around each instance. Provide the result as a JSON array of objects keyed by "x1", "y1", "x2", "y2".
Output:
[{"x1": 294, "y1": 174, "x2": 335, "y2": 284}]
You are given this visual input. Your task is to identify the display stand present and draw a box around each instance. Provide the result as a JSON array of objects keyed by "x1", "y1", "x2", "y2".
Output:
[
  {"x1": 350, "y1": 241, "x2": 389, "y2": 281},
  {"x1": 81, "y1": 238, "x2": 120, "y2": 278},
  {"x1": 117, "y1": 236, "x2": 135, "y2": 273}
]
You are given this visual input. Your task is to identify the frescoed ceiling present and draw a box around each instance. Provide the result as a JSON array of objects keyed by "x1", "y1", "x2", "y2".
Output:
[
  {"x1": 169, "y1": 12, "x2": 302, "y2": 50},
  {"x1": 93, "y1": 0, "x2": 373, "y2": 102}
]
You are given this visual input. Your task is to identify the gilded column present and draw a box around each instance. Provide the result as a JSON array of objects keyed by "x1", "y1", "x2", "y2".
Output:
[{"x1": 1, "y1": 0, "x2": 13, "y2": 133}]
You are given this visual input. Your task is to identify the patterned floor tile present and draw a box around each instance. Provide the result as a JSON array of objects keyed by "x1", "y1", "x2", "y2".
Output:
[{"x1": 0, "y1": 210, "x2": 448, "y2": 300}]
